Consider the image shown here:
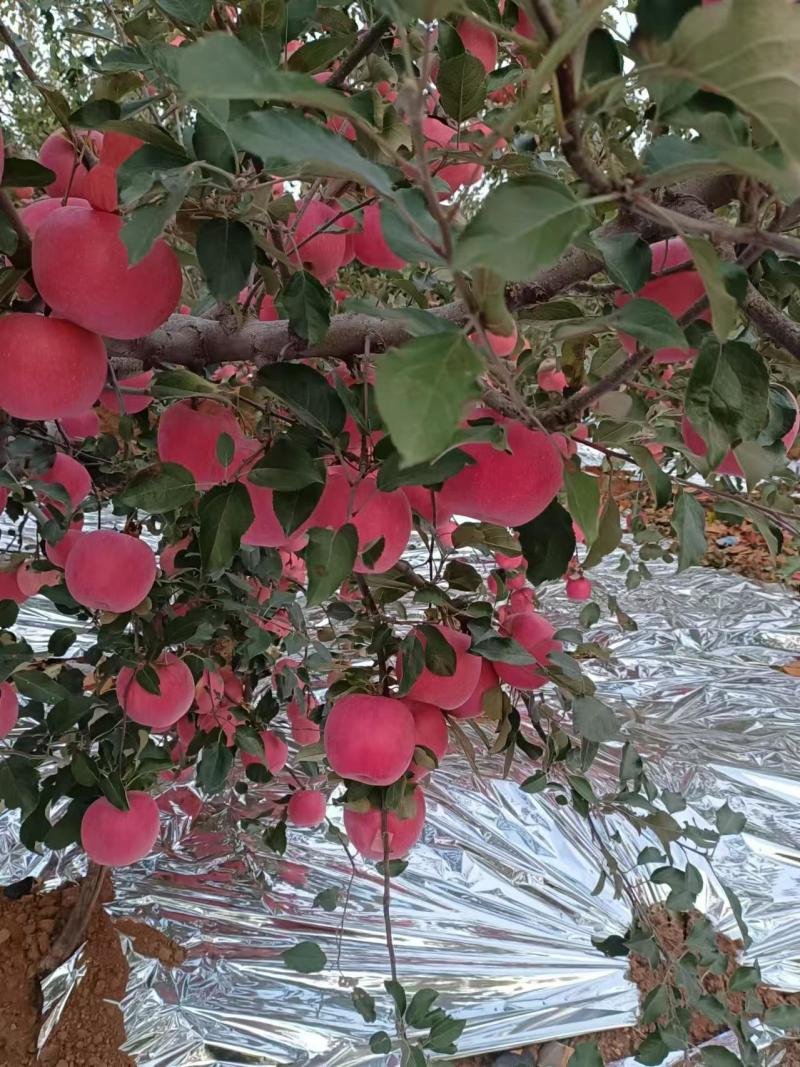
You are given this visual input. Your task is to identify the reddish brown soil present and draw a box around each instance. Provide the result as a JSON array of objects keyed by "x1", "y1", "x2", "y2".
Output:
[
  {"x1": 457, "y1": 907, "x2": 800, "y2": 1066},
  {"x1": 0, "y1": 877, "x2": 185, "y2": 1067}
]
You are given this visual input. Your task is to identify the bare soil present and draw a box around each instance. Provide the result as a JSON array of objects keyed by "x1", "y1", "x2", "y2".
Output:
[
  {"x1": 456, "y1": 907, "x2": 800, "y2": 1066},
  {"x1": 0, "y1": 876, "x2": 185, "y2": 1067}
]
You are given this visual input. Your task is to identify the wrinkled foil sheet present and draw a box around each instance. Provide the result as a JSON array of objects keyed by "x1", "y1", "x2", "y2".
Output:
[{"x1": 2, "y1": 554, "x2": 799, "y2": 1065}]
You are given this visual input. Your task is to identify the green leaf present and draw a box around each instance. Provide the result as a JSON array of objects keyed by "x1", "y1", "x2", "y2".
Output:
[
  {"x1": 0, "y1": 757, "x2": 39, "y2": 815},
  {"x1": 0, "y1": 598, "x2": 18, "y2": 629},
  {"x1": 636, "y1": 0, "x2": 700, "y2": 41},
  {"x1": 248, "y1": 439, "x2": 325, "y2": 491},
  {"x1": 610, "y1": 298, "x2": 687, "y2": 351},
  {"x1": 671, "y1": 491, "x2": 706, "y2": 572},
  {"x1": 684, "y1": 238, "x2": 737, "y2": 342},
  {"x1": 197, "y1": 736, "x2": 234, "y2": 793},
  {"x1": 376, "y1": 448, "x2": 472, "y2": 492},
  {"x1": 635, "y1": 1032, "x2": 669, "y2": 1066},
  {"x1": 313, "y1": 888, "x2": 340, "y2": 912},
  {"x1": 406, "y1": 987, "x2": 440, "y2": 1028},
  {"x1": 564, "y1": 469, "x2": 600, "y2": 545},
  {"x1": 455, "y1": 176, "x2": 592, "y2": 280},
  {"x1": 288, "y1": 33, "x2": 355, "y2": 74},
  {"x1": 274, "y1": 482, "x2": 324, "y2": 535},
  {"x1": 276, "y1": 271, "x2": 332, "y2": 345},
  {"x1": 193, "y1": 112, "x2": 236, "y2": 172},
  {"x1": 436, "y1": 52, "x2": 487, "y2": 121},
  {"x1": 425, "y1": 1013, "x2": 466, "y2": 1054},
  {"x1": 729, "y1": 964, "x2": 760, "y2": 992},
  {"x1": 641, "y1": 984, "x2": 670, "y2": 1025},
  {"x1": 470, "y1": 633, "x2": 534, "y2": 664},
  {"x1": 120, "y1": 172, "x2": 192, "y2": 265},
  {"x1": 642, "y1": 134, "x2": 795, "y2": 198},
  {"x1": 303, "y1": 524, "x2": 358, "y2": 606},
  {"x1": 397, "y1": 633, "x2": 425, "y2": 698},
  {"x1": 584, "y1": 496, "x2": 622, "y2": 569},
  {"x1": 375, "y1": 335, "x2": 483, "y2": 467},
  {"x1": 351, "y1": 986, "x2": 377, "y2": 1022},
  {"x1": 593, "y1": 232, "x2": 652, "y2": 294},
  {"x1": 452, "y1": 522, "x2": 521, "y2": 556},
  {"x1": 381, "y1": 189, "x2": 444, "y2": 266},
  {"x1": 116, "y1": 143, "x2": 191, "y2": 205},
  {"x1": 196, "y1": 219, "x2": 255, "y2": 303},
  {"x1": 573, "y1": 695, "x2": 619, "y2": 742},
  {"x1": 764, "y1": 1004, "x2": 800, "y2": 1030},
  {"x1": 198, "y1": 482, "x2": 254, "y2": 572},
  {"x1": 45, "y1": 800, "x2": 88, "y2": 851},
  {"x1": 384, "y1": 979, "x2": 407, "y2": 1016},
  {"x1": 118, "y1": 462, "x2": 197, "y2": 512},
  {"x1": 627, "y1": 446, "x2": 672, "y2": 509},
  {"x1": 48, "y1": 628, "x2": 77, "y2": 657},
  {"x1": 151, "y1": 368, "x2": 219, "y2": 399},
  {"x1": 0, "y1": 157, "x2": 56, "y2": 189},
  {"x1": 136, "y1": 664, "x2": 162, "y2": 696},
  {"x1": 258, "y1": 362, "x2": 346, "y2": 437},
  {"x1": 701, "y1": 1049, "x2": 743, "y2": 1067},
  {"x1": 229, "y1": 110, "x2": 391, "y2": 194},
  {"x1": 521, "y1": 772, "x2": 548, "y2": 794},
  {"x1": 155, "y1": 0, "x2": 212, "y2": 25},
  {"x1": 283, "y1": 940, "x2": 327, "y2": 973},
  {"x1": 570, "y1": 1042, "x2": 604, "y2": 1067},
  {"x1": 664, "y1": 0, "x2": 800, "y2": 168},
  {"x1": 420, "y1": 624, "x2": 457, "y2": 676},
  {"x1": 715, "y1": 801, "x2": 746, "y2": 836},
  {"x1": 216, "y1": 433, "x2": 235, "y2": 469},
  {"x1": 517, "y1": 500, "x2": 576, "y2": 584},
  {"x1": 175, "y1": 33, "x2": 355, "y2": 114},
  {"x1": 0, "y1": 214, "x2": 18, "y2": 257},
  {"x1": 685, "y1": 339, "x2": 770, "y2": 467},
  {"x1": 583, "y1": 27, "x2": 622, "y2": 86},
  {"x1": 13, "y1": 670, "x2": 68, "y2": 706},
  {"x1": 369, "y1": 1031, "x2": 392, "y2": 1054}
]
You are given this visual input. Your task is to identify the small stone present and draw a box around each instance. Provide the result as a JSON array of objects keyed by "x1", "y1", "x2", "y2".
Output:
[
  {"x1": 0, "y1": 927, "x2": 10, "y2": 944},
  {"x1": 537, "y1": 1043, "x2": 574, "y2": 1067}
]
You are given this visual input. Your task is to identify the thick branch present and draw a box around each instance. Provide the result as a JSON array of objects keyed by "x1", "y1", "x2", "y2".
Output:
[
  {"x1": 109, "y1": 175, "x2": 740, "y2": 370},
  {"x1": 106, "y1": 302, "x2": 467, "y2": 369},
  {"x1": 743, "y1": 283, "x2": 800, "y2": 360},
  {"x1": 38, "y1": 863, "x2": 107, "y2": 976}
]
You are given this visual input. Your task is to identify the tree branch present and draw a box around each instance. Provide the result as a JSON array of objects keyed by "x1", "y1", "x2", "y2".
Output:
[
  {"x1": 743, "y1": 283, "x2": 800, "y2": 360},
  {"x1": 107, "y1": 175, "x2": 740, "y2": 370},
  {"x1": 106, "y1": 302, "x2": 467, "y2": 369},
  {"x1": 327, "y1": 16, "x2": 392, "y2": 90}
]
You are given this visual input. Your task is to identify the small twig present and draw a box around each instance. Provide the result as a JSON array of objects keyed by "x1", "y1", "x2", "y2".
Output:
[
  {"x1": 540, "y1": 345, "x2": 652, "y2": 428},
  {"x1": 0, "y1": 18, "x2": 97, "y2": 166},
  {"x1": 530, "y1": 0, "x2": 614, "y2": 194},
  {"x1": 327, "y1": 15, "x2": 392, "y2": 90},
  {"x1": 381, "y1": 808, "x2": 406, "y2": 1040}
]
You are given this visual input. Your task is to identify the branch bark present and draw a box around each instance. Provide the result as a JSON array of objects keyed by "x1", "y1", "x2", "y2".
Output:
[
  {"x1": 108, "y1": 174, "x2": 740, "y2": 370},
  {"x1": 38, "y1": 862, "x2": 107, "y2": 976},
  {"x1": 327, "y1": 15, "x2": 392, "y2": 90},
  {"x1": 743, "y1": 283, "x2": 800, "y2": 360}
]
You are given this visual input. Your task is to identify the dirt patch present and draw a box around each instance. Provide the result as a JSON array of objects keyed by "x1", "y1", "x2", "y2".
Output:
[
  {"x1": 0, "y1": 876, "x2": 185, "y2": 1067},
  {"x1": 614, "y1": 478, "x2": 800, "y2": 589},
  {"x1": 457, "y1": 907, "x2": 800, "y2": 1065},
  {"x1": 115, "y1": 917, "x2": 187, "y2": 967}
]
